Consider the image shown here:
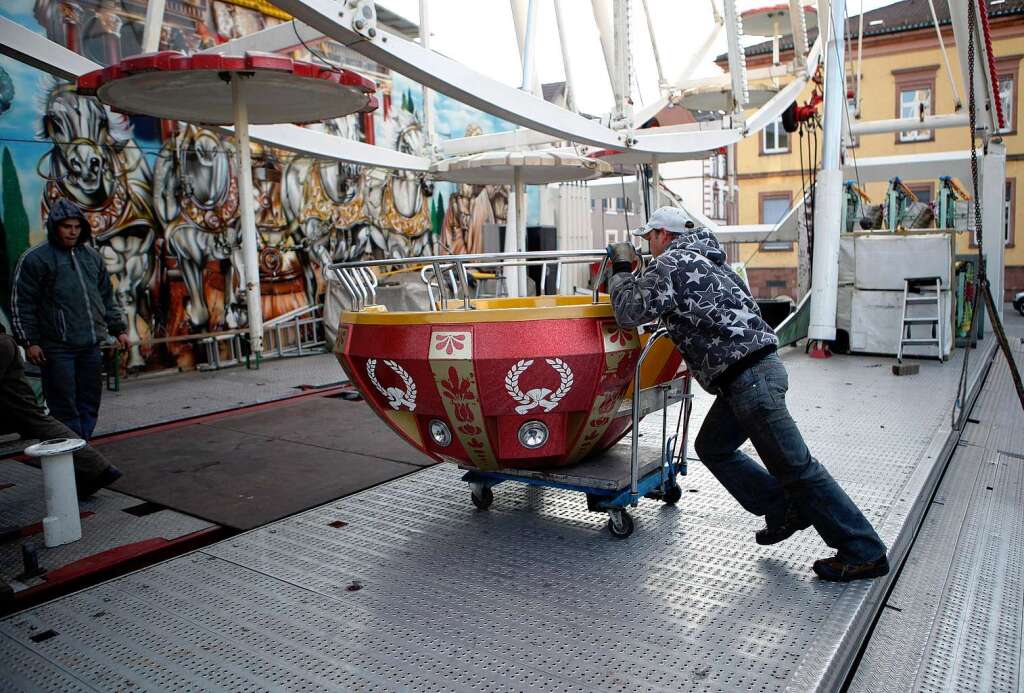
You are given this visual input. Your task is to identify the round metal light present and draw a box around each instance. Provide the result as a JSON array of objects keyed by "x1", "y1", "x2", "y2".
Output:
[
  {"x1": 517, "y1": 420, "x2": 549, "y2": 449},
  {"x1": 428, "y1": 419, "x2": 452, "y2": 447}
]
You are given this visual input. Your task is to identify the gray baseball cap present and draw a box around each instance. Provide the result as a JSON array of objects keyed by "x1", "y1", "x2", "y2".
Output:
[{"x1": 631, "y1": 206, "x2": 696, "y2": 237}]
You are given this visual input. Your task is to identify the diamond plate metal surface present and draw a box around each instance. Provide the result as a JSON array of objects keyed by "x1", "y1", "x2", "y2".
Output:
[
  {"x1": 852, "y1": 340, "x2": 1024, "y2": 693},
  {"x1": 1, "y1": 462, "x2": 215, "y2": 591},
  {"x1": 0, "y1": 346, "x2": 995, "y2": 691}
]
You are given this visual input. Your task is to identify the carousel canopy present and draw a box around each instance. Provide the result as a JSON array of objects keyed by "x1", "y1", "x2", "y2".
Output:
[
  {"x1": 430, "y1": 150, "x2": 612, "y2": 185},
  {"x1": 77, "y1": 51, "x2": 377, "y2": 125},
  {"x1": 740, "y1": 4, "x2": 818, "y2": 37},
  {"x1": 590, "y1": 146, "x2": 712, "y2": 166},
  {"x1": 679, "y1": 84, "x2": 780, "y2": 112}
]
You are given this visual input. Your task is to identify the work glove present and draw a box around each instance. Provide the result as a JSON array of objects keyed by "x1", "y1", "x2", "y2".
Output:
[{"x1": 606, "y1": 242, "x2": 638, "y2": 275}]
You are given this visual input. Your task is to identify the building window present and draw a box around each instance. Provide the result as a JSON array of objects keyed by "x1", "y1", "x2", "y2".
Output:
[
  {"x1": 898, "y1": 86, "x2": 932, "y2": 141},
  {"x1": 761, "y1": 117, "x2": 790, "y2": 155},
  {"x1": 995, "y1": 55, "x2": 1020, "y2": 135},
  {"x1": 999, "y1": 75, "x2": 1015, "y2": 133},
  {"x1": 906, "y1": 183, "x2": 934, "y2": 205},
  {"x1": 893, "y1": 66, "x2": 938, "y2": 143},
  {"x1": 759, "y1": 192, "x2": 792, "y2": 251}
]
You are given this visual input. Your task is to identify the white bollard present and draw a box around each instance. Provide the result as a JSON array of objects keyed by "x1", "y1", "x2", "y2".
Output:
[{"x1": 25, "y1": 438, "x2": 86, "y2": 548}]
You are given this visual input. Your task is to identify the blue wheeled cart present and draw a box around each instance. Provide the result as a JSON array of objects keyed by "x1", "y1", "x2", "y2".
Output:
[{"x1": 462, "y1": 329, "x2": 693, "y2": 538}]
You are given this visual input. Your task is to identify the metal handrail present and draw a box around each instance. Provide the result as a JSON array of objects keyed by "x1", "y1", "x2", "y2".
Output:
[
  {"x1": 631, "y1": 327, "x2": 671, "y2": 497},
  {"x1": 326, "y1": 249, "x2": 616, "y2": 311}
]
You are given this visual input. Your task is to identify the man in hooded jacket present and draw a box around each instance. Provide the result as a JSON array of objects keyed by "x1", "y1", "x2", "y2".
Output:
[
  {"x1": 11, "y1": 199, "x2": 129, "y2": 441},
  {"x1": 607, "y1": 207, "x2": 888, "y2": 582}
]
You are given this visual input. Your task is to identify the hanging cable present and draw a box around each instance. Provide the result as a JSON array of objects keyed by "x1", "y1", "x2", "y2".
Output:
[{"x1": 293, "y1": 21, "x2": 342, "y2": 74}]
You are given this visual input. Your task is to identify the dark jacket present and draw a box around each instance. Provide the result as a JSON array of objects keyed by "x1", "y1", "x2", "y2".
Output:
[
  {"x1": 609, "y1": 229, "x2": 778, "y2": 391},
  {"x1": 11, "y1": 199, "x2": 126, "y2": 350}
]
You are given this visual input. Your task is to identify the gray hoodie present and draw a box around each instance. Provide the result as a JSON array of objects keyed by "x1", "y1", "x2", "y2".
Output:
[
  {"x1": 608, "y1": 229, "x2": 778, "y2": 391},
  {"x1": 11, "y1": 199, "x2": 126, "y2": 349}
]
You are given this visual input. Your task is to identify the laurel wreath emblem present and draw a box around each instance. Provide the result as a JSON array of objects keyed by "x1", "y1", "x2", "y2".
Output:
[
  {"x1": 504, "y1": 358, "x2": 574, "y2": 415},
  {"x1": 366, "y1": 358, "x2": 418, "y2": 411}
]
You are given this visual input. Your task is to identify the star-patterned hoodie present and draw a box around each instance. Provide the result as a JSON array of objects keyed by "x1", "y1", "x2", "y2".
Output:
[{"x1": 608, "y1": 228, "x2": 779, "y2": 392}]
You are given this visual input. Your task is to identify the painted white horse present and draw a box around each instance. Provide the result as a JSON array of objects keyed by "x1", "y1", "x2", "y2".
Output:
[
  {"x1": 38, "y1": 84, "x2": 156, "y2": 368},
  {"x1": 363, "y1": 107, "x2": 434, "y2": 258},
  {"x1": 281, "y1": 116, "x2": 372, "y2": 302},
  {"x1": 154, "y1": 124, "x2": 245, "y2": 330}
]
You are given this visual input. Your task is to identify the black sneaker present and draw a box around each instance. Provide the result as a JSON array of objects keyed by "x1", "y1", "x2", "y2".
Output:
[
  {"x1": 755, "y1": 504, "x2": 812, "y2": 545},
  {"x1": 812, "y1": 554, "x2": 890, "y2": 582},
  {"x1": 77, "y1": 466, "x2": 123, "y2": 501}
]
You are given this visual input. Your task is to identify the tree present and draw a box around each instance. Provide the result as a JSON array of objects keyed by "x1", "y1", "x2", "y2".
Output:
[{"x1": 1, "y1": 147, "x2": 30, "y2": 313}]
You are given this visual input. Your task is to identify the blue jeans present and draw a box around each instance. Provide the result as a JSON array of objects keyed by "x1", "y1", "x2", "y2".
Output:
[
  {"x1": 40, "y1": 345, "x2": 103, "y2": 440},
  {"x1": 694, "y1": 353, "x2": 886, "y2": 563}
]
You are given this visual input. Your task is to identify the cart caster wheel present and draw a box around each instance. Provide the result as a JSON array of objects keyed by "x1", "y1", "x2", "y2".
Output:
[
  {"x1": 607, "y1": 509, "x2": 634, "y2": 539},
  {"x1": 471, "y1": 487, "x2": 494, "y2": 510},
  {"x1": 662, "y1": 484, "x2": 682, "y2": 505}
]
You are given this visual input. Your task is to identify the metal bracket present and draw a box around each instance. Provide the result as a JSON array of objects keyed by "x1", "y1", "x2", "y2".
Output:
[{"x1": 346, "y1": 0, "x2": 378, "y2": 39}]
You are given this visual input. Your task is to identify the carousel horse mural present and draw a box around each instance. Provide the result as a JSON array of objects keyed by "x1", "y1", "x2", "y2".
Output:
[
  {"x1": 153, "y1": 123, "x2": 242, "y2": 332},
  {"x1": 38, "y1": 83, "x2": 156, "y2": 369},
  {"x1": 251, "y1": 150, "x2": 309, "y2": 319},
  {"x1": 282, "y1": 116, "x2": 370, "y2": 304},
  {"x1": 363, "y1": 107, "x2": 434, "y2": 258}
]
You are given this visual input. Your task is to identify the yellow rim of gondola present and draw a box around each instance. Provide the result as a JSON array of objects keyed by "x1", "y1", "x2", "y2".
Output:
[{"x1": 341, "y1": 295, "x2": 614, "y2": 324}]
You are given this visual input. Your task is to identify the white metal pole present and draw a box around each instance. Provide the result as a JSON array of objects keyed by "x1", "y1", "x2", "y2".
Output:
[
  {"x1": 511, "y1": 0, "x2": 541, "y2": 97},
  {"x1": 504, "y1": 169, "x2": 521, "y2": 297},
  {"x1": 927, "y1": 0, "x2": 962, "y2": 111},
  {"x1": 948, "y1": 0, "x2": 996, "y2": 133},
  {"x1": 141, "y1": 0, "x2": 166, "y2": 53},
  {"x1": 27, "y1": 439, "x2": 86, "y2": 547},
  {"x1": 722, "y1": 0, "x2": 749, "y2": 118},
  {"x1": 520, "y1": 0, "x2": 538, "y2": 93},
  {"x1": 849, "y1": 112, "x2": 970, "y2": 135},
  {"x1": 808, "y1": 0, "x2": 846, "y2": 342},
  {"x1": 788, "y1": 0, "x2": 809, "y2": 65},
  {"x1": 419, "y1": 0, "x2": 435, "y2": 146},
  {"x1": 591, "y1": 0, "x2": 617, "y2": 105},
  {"x1": 553, "y1": 0, "x2": 577, "y2": 111},
  {"x1": 855, "y1": 0, "x2": 864, "y2": 116},
  {"x1": 640, "y1": 0, "x2": 666, "y2": 89},
  {"x1": 981, "y1": 141, "x2": 1007, "y2": 321},
  {"x1": 612, "y1": 0, "x2": 632, "y2": 124},
  {"x1": 651, "y1": 158, "x2": 660, "y2": 210},
  {"x1": 516, "y1": 167, "x2": 528, "y2": 295},
  {"x1": 232, "y1": 76, "x2": 263, "y2": 355}
]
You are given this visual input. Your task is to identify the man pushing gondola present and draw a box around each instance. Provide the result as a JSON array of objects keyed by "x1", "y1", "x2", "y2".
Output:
[{"x1": 606, "y1": 206, "x2": 889, "y2": 582}]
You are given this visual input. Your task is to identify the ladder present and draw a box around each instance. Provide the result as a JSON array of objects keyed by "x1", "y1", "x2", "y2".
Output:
[{"x1": 896, "y1": 276, "x2": 945, "y2": 365}]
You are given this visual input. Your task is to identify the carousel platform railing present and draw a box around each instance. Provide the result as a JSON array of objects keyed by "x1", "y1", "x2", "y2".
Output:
[{"x1": 261, "y1": 303, "x2": 328, "y2": 359}]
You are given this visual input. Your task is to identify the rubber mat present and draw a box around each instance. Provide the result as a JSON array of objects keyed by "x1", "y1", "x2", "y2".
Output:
[{"x1": 95, "y1": 398, "x2": 433, "y2": 530}]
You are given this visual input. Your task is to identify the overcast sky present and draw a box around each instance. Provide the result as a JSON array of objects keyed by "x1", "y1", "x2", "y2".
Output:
[{"x1": 377, "y1": 0, "x2": 904, "y2": 116}]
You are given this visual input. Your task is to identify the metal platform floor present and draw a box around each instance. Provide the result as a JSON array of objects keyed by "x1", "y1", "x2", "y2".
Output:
[
  {"x1": 0, "y1": 461, "x2": 218, "y2": 601},
  {"x1": 851, "y1": 339, "x2": 1024, "y2": 692},
  {"x1": 0, "y1": 342, "x2": 998, "y2": 692}
]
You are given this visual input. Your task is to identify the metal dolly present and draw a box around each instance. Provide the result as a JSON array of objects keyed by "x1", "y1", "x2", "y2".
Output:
[{"x1": 461, "y1": 329, "x2": 693, "y2": 538}]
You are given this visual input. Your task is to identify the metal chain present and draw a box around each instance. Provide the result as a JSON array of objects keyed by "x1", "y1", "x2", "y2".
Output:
[{"x1": 954, "y1": 0, "x2": 1024, "y2": 426}]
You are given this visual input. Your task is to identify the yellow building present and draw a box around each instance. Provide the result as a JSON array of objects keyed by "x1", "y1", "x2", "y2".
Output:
[{"x1": 720, "y1": 0, "x2": 1023, "y2": 302}]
